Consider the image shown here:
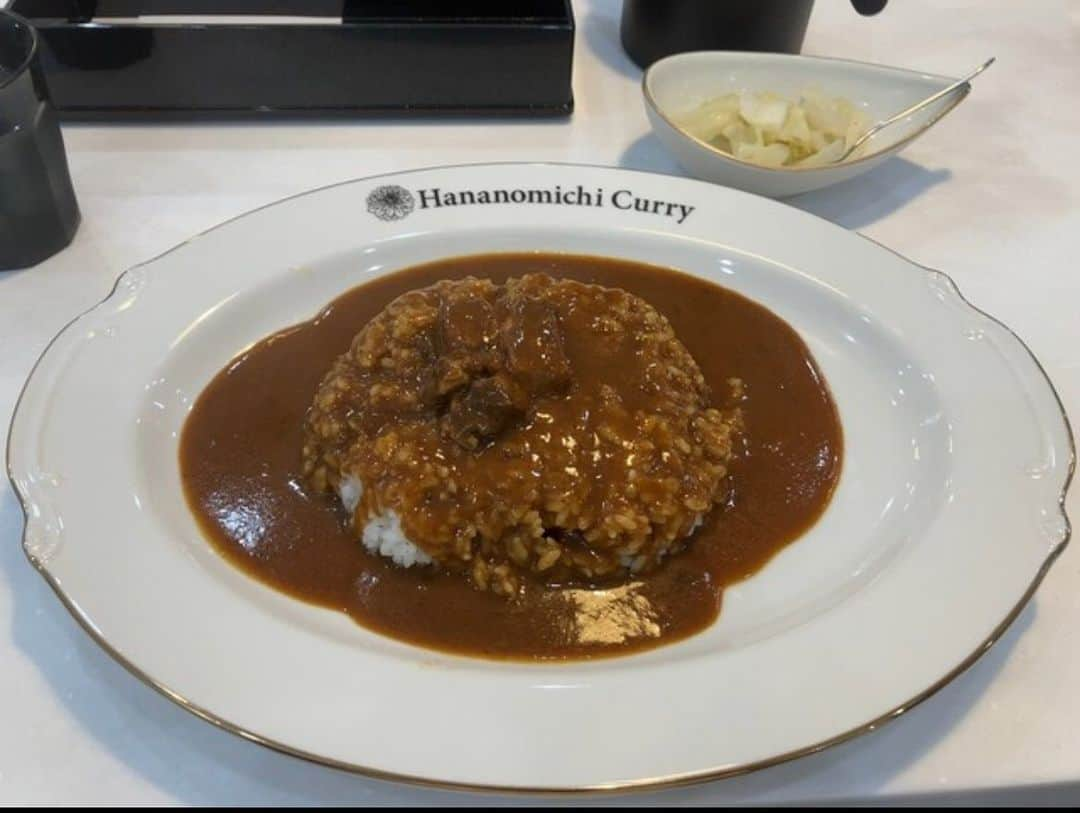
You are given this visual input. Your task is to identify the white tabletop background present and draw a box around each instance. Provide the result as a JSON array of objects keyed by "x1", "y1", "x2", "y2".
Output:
[{"x1": 2, "y1": 0, "x2": 1079, "y2": 805}]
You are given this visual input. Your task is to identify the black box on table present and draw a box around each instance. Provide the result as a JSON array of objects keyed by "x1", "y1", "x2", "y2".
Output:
[{"x1": 11, "y1": 1, "x2": 575, "y2": 119}]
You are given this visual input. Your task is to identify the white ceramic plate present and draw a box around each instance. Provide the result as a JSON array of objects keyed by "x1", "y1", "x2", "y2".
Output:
[
  {"x1": 644, "y1": 52, "x2": 973, "y2": 198},
  {"x1": 7, "y1": 164, "x2": 1072, "y2": 793}
]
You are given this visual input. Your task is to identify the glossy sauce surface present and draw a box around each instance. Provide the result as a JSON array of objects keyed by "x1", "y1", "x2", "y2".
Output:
[{"x1": 180, "y1": 254, "x2": 843, "y2": 659}]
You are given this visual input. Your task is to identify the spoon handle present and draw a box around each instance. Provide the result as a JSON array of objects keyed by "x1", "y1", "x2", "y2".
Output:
[{"x1": 839, "y1": 57, "x2": 996, "y2": 162}]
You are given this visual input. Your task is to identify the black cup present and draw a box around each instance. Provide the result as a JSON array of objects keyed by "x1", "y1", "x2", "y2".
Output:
[
  {"x1": 1, "y1": 8, "x2": 80, "y2": 271},
  {"x1": 621, "y1": 0, "x2": 889, "y2": 69}
]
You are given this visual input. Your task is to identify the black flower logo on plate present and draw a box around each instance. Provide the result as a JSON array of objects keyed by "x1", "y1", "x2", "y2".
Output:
[{"x1": 366, "y1": 185, "x2": 416, "y2": 221}]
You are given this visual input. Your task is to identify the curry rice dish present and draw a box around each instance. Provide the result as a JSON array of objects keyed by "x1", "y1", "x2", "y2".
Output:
[
  {"x1": 180, "y1": 253, "x2": 842, "y2": 659},
  {"x1": 302, "y1": 273, "x2": 744, "y2": 596}
]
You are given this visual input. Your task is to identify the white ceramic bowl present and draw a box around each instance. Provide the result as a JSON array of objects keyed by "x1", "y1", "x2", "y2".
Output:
[{"x1": 643, "y1": 51, "x2": 972, "y2": 198}]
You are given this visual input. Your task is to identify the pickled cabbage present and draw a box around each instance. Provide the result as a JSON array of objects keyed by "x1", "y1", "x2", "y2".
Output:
[{"x1": 674, "y1": 89, "x2": 870, "y2": 168}]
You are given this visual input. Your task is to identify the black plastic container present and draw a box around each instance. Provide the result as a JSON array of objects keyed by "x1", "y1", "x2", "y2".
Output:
[
  {"x1": 1, "y1": 8, "x2": 80, "y2": 270},
  {"x1": 621, "y1": 0, "x2": 888, "y2": 69},
  {"x1": 9, "y1": 1, "x2": 575, "y2": 119}
]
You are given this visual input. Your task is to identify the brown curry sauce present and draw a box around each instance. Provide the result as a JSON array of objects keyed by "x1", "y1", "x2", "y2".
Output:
[{"x1": 180, "y1": 254, "x2": 842, "y2": 660}]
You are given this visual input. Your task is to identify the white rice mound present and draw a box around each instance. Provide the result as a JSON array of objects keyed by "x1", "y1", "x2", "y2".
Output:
[
  {"x1": 341, "y1": 472, "x2": 704, "y2": 574},
  {"x1": 617, "y1": 514, "x2": 702, "y2": 572},
  {"x1": 339, "y1": 475, "x2": 703, "y2": 574},
  {"x1": 338, "y1": 475, "x2": 432, "y2": 568}
]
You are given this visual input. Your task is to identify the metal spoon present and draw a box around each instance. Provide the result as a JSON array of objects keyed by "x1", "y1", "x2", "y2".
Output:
[{"x1": 833, "y1": 57, "x2": 995, "y2": 163}]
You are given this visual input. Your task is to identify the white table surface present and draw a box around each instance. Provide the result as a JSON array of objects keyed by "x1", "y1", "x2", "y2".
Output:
[{"x1": 2, "y1": 0, "x2": 1079, "y2": 805}]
